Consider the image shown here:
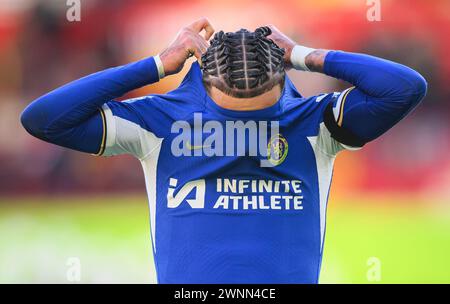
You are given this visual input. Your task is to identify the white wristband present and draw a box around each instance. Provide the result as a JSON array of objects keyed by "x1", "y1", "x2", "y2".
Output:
[
  {"x1": 290, "y1": 45, "x2": 316, "y2": 71},
  {"x1": 154, "y1": 54, "x2": 165, "y2": 79}
]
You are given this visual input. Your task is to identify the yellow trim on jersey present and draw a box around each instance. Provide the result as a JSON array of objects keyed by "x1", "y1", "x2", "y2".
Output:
[
  {"x1": 94, "y1": 108, "x2": 107, "y2": 156},
  {"x1": 337, "y1": 87, "x2": 355, "y2": 127}
]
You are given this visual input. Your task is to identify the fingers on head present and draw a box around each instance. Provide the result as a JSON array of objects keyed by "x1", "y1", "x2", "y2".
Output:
[
  {"x1": 183, "y1": 30, "x2": 209, "y2": 53},
  {"x1": 195, "y1": 39, "x2": 208, "y2": 56},
  {"x1": 183, "y1": 18, "x2": 214, "y2": 62},
  {"x1": 187, "y1": 40, "x2": 206, "y2": 62},
  {"x1": 189, "y1": 46, "x2": 203, "y2": 64},
  {"x1": 197, "y1": 36, "x2": 209, "y2": 51},
  {"x1": 187, "y1": 17, "x2": 215, "y2": 40}
]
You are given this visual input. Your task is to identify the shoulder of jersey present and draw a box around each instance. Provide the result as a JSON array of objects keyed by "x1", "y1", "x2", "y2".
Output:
[
  {"x1": 132, "y1": 61, "x2": 209, "y2": 120},
  {"x1": 281, "y1": 92, "x2": 335, "y2": 118},
  {"x1": 124, "y1": 88, "x2": 206, "y2": 121}
]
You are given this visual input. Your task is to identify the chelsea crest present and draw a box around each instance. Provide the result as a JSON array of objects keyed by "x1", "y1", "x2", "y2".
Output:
[{"x1": 267, "y1": 134, "x2": 288, "y2": 166}]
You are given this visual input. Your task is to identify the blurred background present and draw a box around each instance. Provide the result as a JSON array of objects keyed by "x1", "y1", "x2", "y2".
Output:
[{"x1": 0, "y1": 0, "x2": 449, "y2": 283}]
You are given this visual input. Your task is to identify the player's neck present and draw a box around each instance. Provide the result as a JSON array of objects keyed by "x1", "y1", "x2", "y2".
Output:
[{"x1": 207, "y1": 85, "x2": 282, "y2": 111}]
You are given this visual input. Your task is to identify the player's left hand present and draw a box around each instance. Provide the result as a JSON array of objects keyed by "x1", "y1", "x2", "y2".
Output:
[{"x1": 266, "y1": 25, "x2": 296, "y2": 69}]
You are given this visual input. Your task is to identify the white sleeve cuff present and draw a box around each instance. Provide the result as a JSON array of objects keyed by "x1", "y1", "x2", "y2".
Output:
[
  {"x1": 154, "y1": 54, "x2": 165, "y2": 79},
  {"x1": 290, "y1": 45, "x2": 316, "y2": 71}
]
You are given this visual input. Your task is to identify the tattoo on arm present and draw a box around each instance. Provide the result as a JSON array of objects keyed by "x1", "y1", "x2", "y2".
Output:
[{"x1": 305, "y1": 49, "x2": 329, "y2": 73}]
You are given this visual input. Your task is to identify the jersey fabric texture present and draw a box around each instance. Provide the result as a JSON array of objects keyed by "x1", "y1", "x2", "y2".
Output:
[{"x1": 20, "y1": 51, "x2": 427, "y2": 283}]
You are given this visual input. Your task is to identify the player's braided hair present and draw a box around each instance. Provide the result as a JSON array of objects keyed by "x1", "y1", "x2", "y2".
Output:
[{"x1": 201, "y1": 27, "x2": 285, "y2": 98}]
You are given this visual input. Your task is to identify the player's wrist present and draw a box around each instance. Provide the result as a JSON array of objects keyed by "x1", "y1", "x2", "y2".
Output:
[
  {"x1": 290, "y1": 45, "x2": 316, "y2": 72},
  {"x1": 154, "y1": 54, "x2": 165, "y2": 79}
]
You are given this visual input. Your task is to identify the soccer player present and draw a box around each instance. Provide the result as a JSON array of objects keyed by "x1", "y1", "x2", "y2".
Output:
[{"x1": 20, "y1": 18, "x2": 427, "y2": 283}]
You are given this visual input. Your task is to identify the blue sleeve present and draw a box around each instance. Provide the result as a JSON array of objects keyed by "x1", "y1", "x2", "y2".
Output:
[
  {"x1": 20, "y1": 57, "x2": 160, "y2": 154},
  {"x1": 323, "y1": 51, "x2": 427, "y2": 144}
]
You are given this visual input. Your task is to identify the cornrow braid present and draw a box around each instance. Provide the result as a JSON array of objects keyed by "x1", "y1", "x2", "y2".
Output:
[{"x1": 201, "y1": 27, "x2": 286, "y2": 98}]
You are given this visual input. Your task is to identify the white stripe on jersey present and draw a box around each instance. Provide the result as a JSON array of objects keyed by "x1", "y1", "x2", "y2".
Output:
[
  {"x1": 307, "y1": 124, "x2": 338, "y2": 252},
  {"x1": 101, "y1": 104, "x2": 162, "y2": 159},
  {"x1": 141, "y1": 143, "x2": 163, "y2": 253}
]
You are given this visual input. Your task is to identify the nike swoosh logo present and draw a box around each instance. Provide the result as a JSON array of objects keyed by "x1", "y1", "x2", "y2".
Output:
[{"x1": 186, "y1": 141, "x2": 212, "y2": 150}]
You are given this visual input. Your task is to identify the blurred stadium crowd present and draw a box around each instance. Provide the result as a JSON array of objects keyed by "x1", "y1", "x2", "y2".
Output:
[{"x1": 0, "y1": 0, "x2": 449, "y2": 199}]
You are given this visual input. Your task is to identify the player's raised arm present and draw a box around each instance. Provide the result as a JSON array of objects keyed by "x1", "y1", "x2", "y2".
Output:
[
  {"x1": 21, "y1": 57, "x2": 163, "y2": 155},
  {"x1": 268, "y1": 25, "x2": 427, "y2": 148},
  {"x1": 20, "y1": 17, "x2": 214, "y2": 155}
]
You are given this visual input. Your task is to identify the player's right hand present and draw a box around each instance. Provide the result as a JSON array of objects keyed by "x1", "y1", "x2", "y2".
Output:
[{"x1": 159, "y1": 17, "x2": 215, "y2": 76}]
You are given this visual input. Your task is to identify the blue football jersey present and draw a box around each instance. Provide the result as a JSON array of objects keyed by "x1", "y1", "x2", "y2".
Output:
[
  {"x1": 100, "y1": 62, "x2": 358, "y2": 283},
  {"x1": 21, "y1": 50, "x2": 426, "y2": 283}
]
